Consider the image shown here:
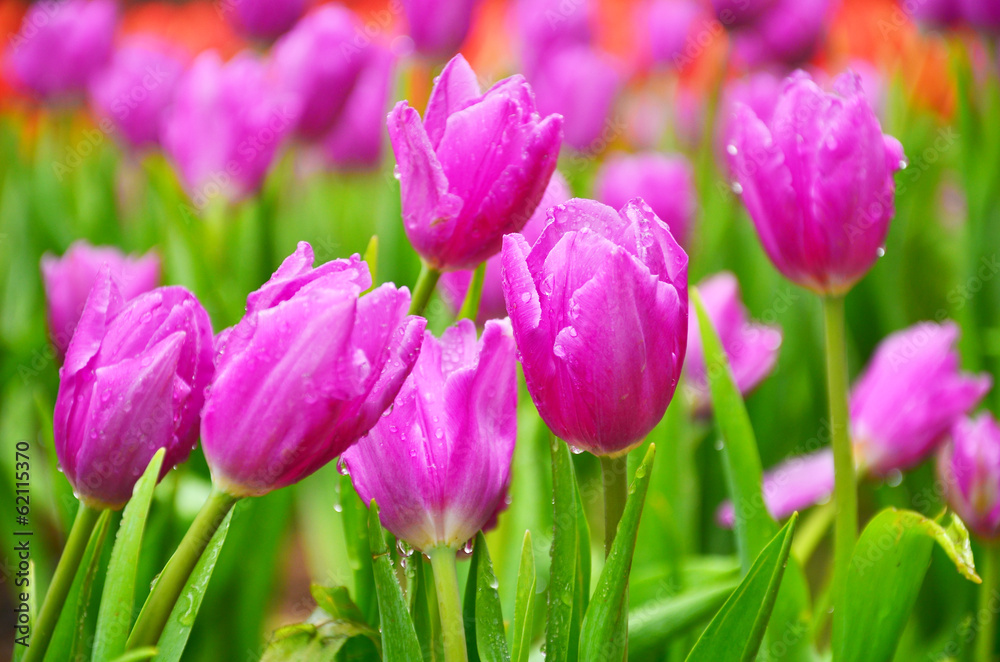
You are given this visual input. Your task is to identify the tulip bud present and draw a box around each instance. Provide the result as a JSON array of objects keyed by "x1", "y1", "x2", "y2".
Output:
[
  {"x1": 161, "y1": 51, "x2": 298, "y2": 204},
  {"x1": 223, "y1": 0, "x2": 305, "y2": 40},
  {"x1": 685, "y1": 272, "x2": 782, "y2": 413},
  {"x1": 322, "y1": 45, "x2": 395, "y2": 171},
  {"x1": 939, "y1": 414, "x2": 1000, "y2": 540},
  {"x1": 438, "y1": 171, "x2": 571, "y2": 322},
  {"x1": 727, "y1": 70, "x2": 905, "y2": 295},
  {"x1": 41, "y1": 241, "x2": 161, "y2": 357},
  {"x1": 270, "y1": 6, "x2": 366, "y2": 140},
  {"x1": 401, "y1": 0, "x2": 480, "y2": 60},
  {"x1": 530, "y1": 45, "x2": 622, "y2": 151},
  {"x1": 53, "y1": 271, "x2": 214, "y2": 509},
  {"x1": 501, "y1": 197, "x2": 688, "y2": 457},
  {"x1": 6, "y1": 0, "x2": 117, "y2": 102},
  {"x1": 388, "y1": 54, "x2": 563, "y2": 271},
  {"x1": 88, "y1": 37, "x2": 186, "y2": 150},
  {"x1": 595, "y1": 152, "x2": 696, "y2": 247},
  {"x1": 342, "y1": 319, "x2": 516, "y2": 551},
  {"x1": 851, "y1": 321, "x2": 991, "y2": 475},
  {"x1": 201, "y1": 243, "x2": 426, "y2": 497}
]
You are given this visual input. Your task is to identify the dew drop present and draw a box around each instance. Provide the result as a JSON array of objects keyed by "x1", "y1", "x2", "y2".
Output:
[
  {"x1": 876, "y1": 246, "x2": 885, "y2": 258},
  {"x1": 731, "y1": 182, "x2": 743, "y2": 195},
  {"x1": 885, "y1": 469, "x2": 903, "y2": 487},
  {"x1": 336, "y1": 458, "x2": 350, "y2": 476},
  {"x1": 726, "y1": 144, "x2": 738, "y2": 156},
  {"x1": 520, "y1": 291, "x2": 532, "y2": 303},
  {"x1": 714, "y1": 439, "x2": 724, "y2": 451}
]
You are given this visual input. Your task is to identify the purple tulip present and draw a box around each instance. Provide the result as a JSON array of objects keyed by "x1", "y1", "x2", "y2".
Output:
[
  {"x1": 717, "y1": 321, "x2": 991, "y2": 525},
  {"x1": 939, "y1": 414, "x2": 1000, "y2": 540},
  {"x1": 530, "y1": 44, "x2": 622, "y2": 151},
  {"x1": 727, "y1": 70, "x2": 905, "y2": 295},
  {"x1": 907, "y1": 0, "x2": 963, "y2": 28},
  {"x1": 401, "y1": 0, "x2": 480, "y2": 60},
  {"x1": 342, "y1": 318, "x2": 516, "y2": 551},
  {"x1": 501, "y1": 198, "x2": 688, "y2": 457},
  {"x1": 161, "y1": 51, "x2": 298, "y2": 204},
  {"x1": 201, "y1": 243, "x2": 426, "y2": 497},
  {"x1": 388, "y1": 54, "x2": 563, "y2": 271},
  {"x1": 514, "y1": 0, "x2": 593, "y2": 72},
  {"x1": 851, "y1": 321, "x2": 991, "y2": 475},
  {"x1": 646, "y1": 0, "x2": 705, "y2": 66},
  {"x1": 88, "y1": 37, "x2": 186, "y2": 150},
  {"x1": 438, "y1": 171, "x2": 571, "y2": 322},
  {"x1": 270, "y1": 6, "x2": 366, "y2": 140},
  {"x1": 41, "y1": 241, "x2": 161, "y2": 358},
  {"x1": 53, "y1": 271, "x2": 214, "y2": 508},
  {"x1": 594, "y1": 152, "x2": 696, "y2": 247},
  {"x1": 321, "y1": 45, "x2": 395, "y2": 170},
  {"x1": 223, "y1": 0, "x2": 306, "y2": 40},
  {"x1": 731, "y1": 0, "x2": 830, "y2": 68},
  {"x1": 711, "y1": 0, "x2": 778, "y2": 28},
  {"x1": 685, "y1": 272, "x2": 782, "y2": 413},
  {"x1": 6, "y1": 0, "x2": 117, "y2": 102},
  {"x1": 717, "y1": 448, "x2": 834, "y2": 527},
  {"x1": 961, "y1": 0, "x2": 1000, "y2": 32}
]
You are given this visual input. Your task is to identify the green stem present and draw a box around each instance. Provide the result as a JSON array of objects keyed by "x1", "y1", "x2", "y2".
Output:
[
  {"x1": 409, "y1": 262, "x2": 441, "y2": 316},
  {"x1": 126, "y1": 488, "x2": 238, "y2": 650},
  {"x1": 823, "y1": 295, "x2": 856, "y2": 606},
  {"x1": 977, "y1": 543, "x2": 1000, "y2": 662},
  {"x1": 601, "y1": 455, "x2": 629, "y2": 557},
  {"x1": 428, "y1": 546, "x2": 468, "y2": 662},
  {"x1": 457, "y1": 261, "x2": 486, "y2": 322},
  {"x1": 23, "y1": 504, "x2": 102, "y2": 662}
]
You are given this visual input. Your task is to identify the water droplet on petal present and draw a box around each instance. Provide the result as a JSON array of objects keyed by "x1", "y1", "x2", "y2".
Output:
[
  {"x1": 731, "y1": 182, "x2": 743, "y2": 195},
  {"x1": 726, "y1": 144, "x2": 738, "y2": 156}
]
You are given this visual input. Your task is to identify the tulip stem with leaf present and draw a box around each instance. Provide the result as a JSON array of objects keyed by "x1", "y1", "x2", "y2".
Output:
[
  {"x1": 823, "y1": 294, "x2": 857, "y2": 601},
  {"x1": 126, "y1": 488, "x2": 240, "y2": 650},
  {"x1": 22, "y1": 504, "x2": 102, "y2": 662},
  {"x1": 977, "y1": 542, "x2": 1000, "y2": 662},
  {"x1": 601, "y1": 455, "x2": 629, "y2": 556},
  {"x1": 428, "y1": 547, "x2": 469, "y2": 662},
  {"x1": 409, "y1": 262, "x2": 441, "y2": 315},
  {"x1": 457, "y1": 261, "x2": 486, "y2": 321}
]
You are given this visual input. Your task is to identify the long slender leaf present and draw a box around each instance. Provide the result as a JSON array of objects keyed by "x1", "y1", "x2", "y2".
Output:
[
  {"x1": 464, "y1": 545, "x2": 481, "y2": 662},
  {"x1": 472, "y1": 533, "x2": 510, "y2": 662},
  {"x1": 628, "y1": 580, "x2": 739, "y2": 659},
  {"x1": 833, "y1": 509, "x2": 980, "y2": 662},
  {"x1": 94, "y1": 449, "x2": 165, "y2": 662},
  {"x1": 152, "y1": 509, "x2": 233, "y2": 662},
  {"x1": 578, "y1": 444, "x2": 656, "y2": 661},
  {"x1": 546, "y1": 435, "x2": 580, "y2": 662},
  {"x1": 408, "y1": 556, "x2": 442, "y2": 662},
  {"x1": 367, "y1": 501, "x2": 422, "y2": 662},
  {"x1": 510, "y1": 532, "x2": 535, "y2": 662},
  {"x1": 686, "y1": 514, "x2": 799, "y2": 662}
]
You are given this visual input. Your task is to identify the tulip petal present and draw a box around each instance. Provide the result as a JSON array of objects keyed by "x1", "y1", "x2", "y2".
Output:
[{"x1": 423, "y1": 54, "x2": 482, "y2": 149}]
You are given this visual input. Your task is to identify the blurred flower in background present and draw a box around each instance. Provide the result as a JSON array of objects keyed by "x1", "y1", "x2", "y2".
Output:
[
  {"x1": 88, "y1": 36, "x2": 187, "y2": 150},
  {"x1": 41, "y1": 241, "x2": 161, "y2": 357},
  {"x1": 730, "y1": 0, "x2": 831, "y2": 68},
  {"x1": 222, "y1": 0, "x2": 306, "y2": 41},
  {"x1": 6, "y1": 0, "x2": 117, "y2": 102},
  {"x1": 161, "y1": 51, "x2": 299, "y2": 205},
  {"x1": 939, "y1": 413, "x2": 1000, "y2": 540},
  {"x1": 402, "y1": 0, "x2": 481, "y2": 60},
  {"x1": 642, "y1": 0, "x2": 709, "y2": 68}
]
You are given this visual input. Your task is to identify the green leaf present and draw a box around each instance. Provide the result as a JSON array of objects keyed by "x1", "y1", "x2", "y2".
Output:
[
  {"x1": 152, "y1": 509, "x2": 233, "y2": 662},
  {"x1": 45, "y1": 509, "x2": 113, "y2": 662},
  {"x1": 628, "y1": 580, "x2": 739, "y2": 659},
  {"x1": 578, "y1": 444, "x2": 656, "y2": 661},
  {"x1": 471, "y1": 533, "x2": 510, "y2": 662},
  {"x1": 833, "y1": 508, "x2": 981, "y2": 662},
  {"x1": 510, "y1": 532, "x2": 536, "y2": 662},
  {"x1": 463, "y1": 545, "x2": 480, "y2": 662},
  {"x1": 367, "y1": 501, "x2": 422, "y2": 662},
  {"x1": 310, "y1": 584, "x2": 381, "y2": 652},
  {"x1": 545, "y1": 435, "x2": 581, "y2": 662},
  {"x1": 685, "y1": 513, "x2": 799, "y2": 662},
  {"x1": 407, "y1": 556, "x2": 442, "y2": 661},
  {"x1": 260, "y1": 616, "x2": 360, "y2": 662},
  {"x1": 108, "y1": 647, "x2": 158, "y2": 662},
  {"x1": 93, "y1": 449, "x2": 165, "y2": 662},
  {"x1": 343, "y1": 476, "x2": 378, "y2": 625}
]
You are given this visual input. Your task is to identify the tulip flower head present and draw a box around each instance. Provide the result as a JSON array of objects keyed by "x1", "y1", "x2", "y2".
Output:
[
  {"x1": 322, "y1": 45, "x2": 395, "y2": 171},
  {"x1": 161, "y1": 51, "x2": 299, "y2": 205},
  {"x1": 223, "y1": 0, "x2": 306, "y2": 40},
  {"x1": 201, "y1": 243, "x2": 426, "y2": 497},
  {"x1": 41, "y1": 241, "x2": 161, "y2": 357},
  {"x1": 685, "y1": 272, "x2": 782, "y2": 412},
  {"x1": 388, "y1": 54, "x2": 563, "y2": 271},
  {"x1": 401, "y1": 0, "x2": 481, "y2": 60},
  {"x1": 939, "y1": 414, "x2": 1000, "y2": 540},
  {"x1": 438, "y1": 171, "x2": 572, "y2": 322},
  {"x1": 342, "y1": 319, "x2": 517, "y2": 552},
  {"x1": 501, "y1": 197, "x2": 688, "y2": 457},
  {"x1": 595, "y1": 152, "x2": 696, "y2": 247},
  {"x1": 851, "y1": 321, "x2": 992, "y2": 476},
  {"x1": 726, "y1": 70, "x2": 906, "y2": 296},
  {"x1": 270, "y1": 6, "x2": 366, "y2": 140},
  {"x1": 88, "y1": 36, "x2": 186, "y2": 150},
  {"x1": 6, "y1": 0, "x2": 117, "y2": 102},
  {"x1": 53, "y1": 271, "x2": 214, "y2": 509}
]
